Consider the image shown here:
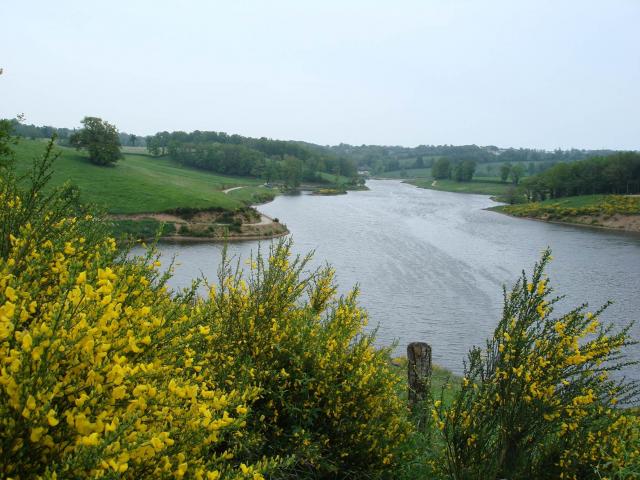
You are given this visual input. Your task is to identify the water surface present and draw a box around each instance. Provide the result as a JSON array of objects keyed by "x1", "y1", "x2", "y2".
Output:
[{"x1": 145, "y1": 180, "x2": 640, "y2": 379}]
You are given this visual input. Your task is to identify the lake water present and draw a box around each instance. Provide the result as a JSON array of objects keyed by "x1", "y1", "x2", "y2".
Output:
[{"x1": 144, "y1": 180, "x2": 640, "y2": 379}]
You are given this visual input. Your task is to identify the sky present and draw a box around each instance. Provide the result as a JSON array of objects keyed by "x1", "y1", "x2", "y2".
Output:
[{"x1": 1, "y1": 0, "x2": 639, "y2": 150}]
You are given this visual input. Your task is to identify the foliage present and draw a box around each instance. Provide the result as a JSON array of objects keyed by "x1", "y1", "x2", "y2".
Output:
[
  {"x1": 432, "y1": 158, "x2": 451, "y2": 180},
  {"x1": 430, "y1": 251, "x2": 639, "y2": 480},
  {"x1": 328, "y1": 142, "x2": 615, "y2": 176},
  {"x1": 70, "y1": 117, "x2": 122, "y2": 166},
  {"x1": 0, "y1": 119, "x2": 18, "y2": 168},
  {"x1": 522, "y1": 152, "x2": 640, "y2": 200},
  {"x1": 509, "y1": 163, "x2": 525, "y2": 185},
  {"x1": 108, "y1": 219, "x2": 176, "y2": 241},
  {"x1": 0, "y1": 134, "x2": 411, "y2": 478},
  {"x1": 451, "y1": 160, "x2": 476, "y2": 182},
  {"x1": 499, "y1": 195, "x2": 640, "y2": 220},
  {"x1": 192, "y1": 242, "x2": 413, "y2": 476},
  {"x1": 500, "y1": 162, "x2": 511, "y2": 183},
  {"x1": 146, "y1": 129, "x2": 357, "y2": 182}
]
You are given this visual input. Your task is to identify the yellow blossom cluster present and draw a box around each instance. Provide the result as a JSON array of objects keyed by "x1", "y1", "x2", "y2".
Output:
[
  {"x1": 0, "y1": 197, "x2": 279, "y2": 479},
  {"x1": 431, "y1": 250, "x2": 639, "y2": 479},
  {"x1": 184, "y1": 244, "x2": 413, "y2": 475}
]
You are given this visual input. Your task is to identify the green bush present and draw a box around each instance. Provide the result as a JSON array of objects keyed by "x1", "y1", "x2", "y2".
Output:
[
  {"x1": 0, "y1": 133, "x2": 412, "y2": 478},
  {"x1": 431, "y1": 251, "x2": 639, "y2": 479},
  {"x1": 190, "y1": 242, "x2": 413, "y2": 476}
]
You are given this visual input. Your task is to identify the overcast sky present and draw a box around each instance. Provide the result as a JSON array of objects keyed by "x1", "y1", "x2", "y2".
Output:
[{"x1": 2, "y1": 1, "x2": 639, "y2": 149}]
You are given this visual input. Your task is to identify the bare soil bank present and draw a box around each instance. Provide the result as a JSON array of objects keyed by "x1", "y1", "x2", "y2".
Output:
[{"x1": 110, "y1": 209, "x2": 288, "y2": 242}]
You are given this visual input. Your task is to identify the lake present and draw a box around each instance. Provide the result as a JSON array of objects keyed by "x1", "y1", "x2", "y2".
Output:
[{"x1": 143, "y1": 180, "x2": 640, "y2": 379}]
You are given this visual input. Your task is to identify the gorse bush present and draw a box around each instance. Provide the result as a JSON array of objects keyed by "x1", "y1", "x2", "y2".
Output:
[
  {"x1": 503, "y1": 195, "x2": 640, "y2": 220},
  {"x1": 0, "y1": 134, "x2": 411, "y2": 478},
  {"x1": 193, "y1": 247, "x2": 412, "y2": 476},
  {"x1": 0, "y1": 139, "x2": 278, "y2": 479},
  {"x1": 431, "y1": 251, "x2": 640, "y2": 480}
]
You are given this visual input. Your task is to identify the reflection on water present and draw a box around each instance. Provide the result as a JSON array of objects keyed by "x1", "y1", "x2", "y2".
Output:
[{"x1": 138, "y1": 180, "x2": 640, "y2": 379}]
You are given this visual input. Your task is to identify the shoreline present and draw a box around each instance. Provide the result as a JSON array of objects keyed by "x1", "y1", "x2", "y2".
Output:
[
  {"x1": 109, "y1": 205, "x2": 289, "y2": 243},
  {"x1": 490, "y1": 207, "x2": 640, "y2": 234},
  {"x1": 158, "y1": 229, "x2": 289, "y2": 243}
]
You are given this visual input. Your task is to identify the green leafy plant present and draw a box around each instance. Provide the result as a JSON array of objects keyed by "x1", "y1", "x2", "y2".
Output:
[{"x1": 431, "y1": 251, "x2": 639, "y2": 479}]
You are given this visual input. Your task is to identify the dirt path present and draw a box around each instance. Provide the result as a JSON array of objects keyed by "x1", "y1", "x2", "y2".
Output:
[{"x1": 223, "y1": 186, "x2": 245, "y2": 194}]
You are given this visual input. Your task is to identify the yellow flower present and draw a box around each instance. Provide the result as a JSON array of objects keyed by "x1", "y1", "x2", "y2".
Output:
[
  {"x1": 30, "y1": 427, "x2": 45, "y2": 442},
  {"x1": 47, "y1": 409, "x2": 59, "y2": 426}
]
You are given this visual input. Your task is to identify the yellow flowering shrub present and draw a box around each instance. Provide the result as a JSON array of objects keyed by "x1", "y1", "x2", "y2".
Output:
[
  {"x1": 1, "y1": 136, "x2": 411, "y2": 478},
  {"x1": 0, "y1": 140, "x2": 281, "y2": 478},
  {"x1": 431, "y1": 251, "x2": 639, "y2": 480},
  {"x1": 502, "y1": 195, "x2": 640, "y2": 220},
  {"x1": 189, "y1": 241, "x2": 413, "y2": 476}
]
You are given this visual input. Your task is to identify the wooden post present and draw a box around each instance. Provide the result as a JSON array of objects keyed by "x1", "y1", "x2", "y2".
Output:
[{"x1": 407, "y1": 342, "x2": 432, "y2": 407}]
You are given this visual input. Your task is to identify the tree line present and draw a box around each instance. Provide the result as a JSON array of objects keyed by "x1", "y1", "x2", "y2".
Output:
[
  {"x1": 431, "y1": 158, "x2": 477, "y2": 182},
  {"x1": 147, "y1": 130, "x2": 357, "y2": 186},
  {"x1": 7, "y1": 119, "x2": 142, "y2": 148},
  {"x1": 522, "y1": 152, "x2": 640, "y2": 200},
  {"x1": 327, "y1": 142, "x2": 617, "y2": 175}
]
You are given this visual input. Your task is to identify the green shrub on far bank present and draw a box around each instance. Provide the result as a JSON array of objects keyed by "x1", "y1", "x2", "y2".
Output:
[
  {"x1": 109, "y1": 219, "x2": 175, "y2": 240},
  {"x1": 498, "y1": 195, "x2": 640, "y2": 220}
]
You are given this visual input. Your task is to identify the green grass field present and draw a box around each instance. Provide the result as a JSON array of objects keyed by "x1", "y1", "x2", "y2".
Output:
[
  {"x1": 409, "y1": 177, "x2": 514, "y2": 196},
  {"x1": 378, "y1": 167, "x2": 433, "y2": 179},
  {"x1": 12, "y1": 139, "x2": 272, "y2": 214}
]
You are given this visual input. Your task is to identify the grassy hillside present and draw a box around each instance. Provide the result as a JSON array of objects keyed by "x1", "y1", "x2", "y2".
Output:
[
  {"x1": 12, "y1": 139, "x2": 273, "y2": 214},
  {"x1": 378, "y1": 167, "x2": 432, "y2": 179},
  {"x1": 409, "y1": 177, "x2": 514, "y2": 196}
]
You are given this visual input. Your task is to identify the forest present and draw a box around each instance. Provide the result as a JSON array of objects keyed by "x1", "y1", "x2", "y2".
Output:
[
  {"x1": 147, "y1": 130, "x2": 357, "y2": 185},
  {"x1": 522, "y1": 152, "x2": 640, "y2": 200}
]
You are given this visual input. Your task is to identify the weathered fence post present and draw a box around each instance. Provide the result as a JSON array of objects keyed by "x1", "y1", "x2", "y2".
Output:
[{"x1": 407, "y1": 342, "x2": 432, "y2": 408}]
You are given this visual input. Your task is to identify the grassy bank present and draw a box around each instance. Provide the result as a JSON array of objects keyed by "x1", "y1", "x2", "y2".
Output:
[
  {"x1": 13, "y1": 139, "x2": 274, "y2": 214},
  {"x1": 493, "y1": 195, "x2": 640, "y2": 232},
  {"x1": 409, "y1": 177, "x2": 515, "y2": 196}
]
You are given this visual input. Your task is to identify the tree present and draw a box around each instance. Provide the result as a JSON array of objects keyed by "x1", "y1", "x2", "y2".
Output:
[
  {"x1": 0, "y1": 119, "x2": 16, "y2": 168},
  {"x1": 283, "y1": 155, "x2": 303, "y2": 188},
  {"x1": 510, "y1": 163, "x2": 525, "y2": 185},
  {"x1": 70, "y1": 117, "x2": 122, "y2": 166},
  {"x1": 432, "y1": 158, "x2": 451, "y2": 179},
  {"x1": 129, "y1": 134, "x2": 137, "y2": 146},
  {"x1": 500, "y1": 162, "x2": 511, "y2": 183}
]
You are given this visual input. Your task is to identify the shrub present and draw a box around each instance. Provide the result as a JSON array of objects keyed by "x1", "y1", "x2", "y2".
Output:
[
  {"x1": 0, "y1": 139, "x2": 280, "y2": 478},
  {"x1": 431, "y1": 251, "x2": 639, "y2": 479},
  {"x1": 191, "y1": 242, "x2": 413, "y2": 476},
  {"x1": 0, "y1": 135, "x2": 411, "y2": 478}
]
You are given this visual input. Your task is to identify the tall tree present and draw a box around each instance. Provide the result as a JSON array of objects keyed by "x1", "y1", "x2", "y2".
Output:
[
  {"x1": 500, "y1": 163, "x2": 512, "y2": 183},
  {"x1": 432, "y1": 158, "x2": 451, "y2": 179},
  {"x1": 70, "y1": 117, "x2": 122, "y2": 166},
  {"x1": 510, "y1": 164, "x2": 525, "y2": 185}
]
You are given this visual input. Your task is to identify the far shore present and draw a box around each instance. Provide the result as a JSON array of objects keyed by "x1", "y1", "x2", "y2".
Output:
[{"x1": 490, "y1": 207, "x2": 640, "y2": 234}]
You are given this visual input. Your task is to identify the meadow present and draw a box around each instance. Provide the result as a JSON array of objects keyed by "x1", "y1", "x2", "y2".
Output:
[
  {"x1": 12, "y1": 139, "x2": 274, "y2": 214},
  {"x1": 409, "y1": 176, "x2": 514, "y2": 196}
]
